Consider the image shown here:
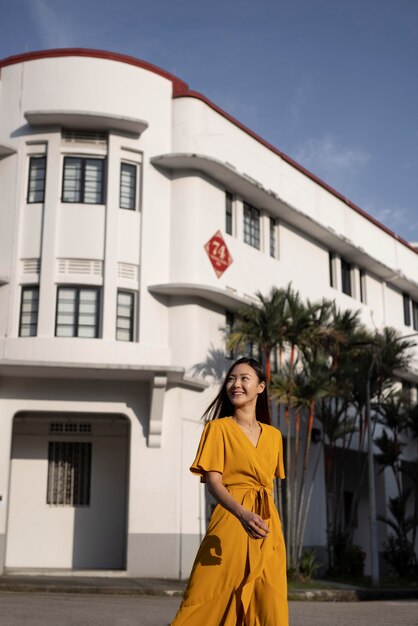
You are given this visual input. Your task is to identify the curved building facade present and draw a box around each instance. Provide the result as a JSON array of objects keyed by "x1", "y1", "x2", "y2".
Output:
[{"x1": 0, "y1": 49, "x2": 417, "y2": 577}]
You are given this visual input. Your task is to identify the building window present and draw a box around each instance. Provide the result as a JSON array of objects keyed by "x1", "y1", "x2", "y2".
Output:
[
  {"x1": 27, "y1": 156, "x2": 46, "y2": 203},
  {"x1": 62, "y1": 157, "x2": 105, "y2": 204},
  {"x1": 55, "y1": 287, "x2": 100, "y2": 338},
  {"x1": 120, "y1": 162, "x2": 137, "y2": 210},
  {"x1": 225, "y1": 192, "x2": 233, "y2": 235},
  {"x1": 359, "y1": 269, "x2": 366, "y2": 303},
  {"x1": 47, "y1": 441, "x2": 91, "y2": 506},
  {"x1": 341, "y1": 260, "x2": 352, "y2": 296},
  {"x1": 19, "y1": 286, "x2": 39, "y2": 337},
  {"x1": 270, "y1": 218, "x2": 277, "y2": 257},
  {"x1": 270, "y1": 348, "x2": 278, "y2": 374},
  {"x1": 412, "y1": 300, "x2": 418, "y2": 331},
  {"x1": 403, "y1": 293, "x2": 411, "y2": 326},
  {"x1": 243, "y1": 203, "x2": 260, "y2": 249},
  {"x1": 329, "y1": 252, "x2": 335, "y2": 287},
  {"x1": 225, "y1": 311, "x2": 235, "y2": 359},
  {"x1": 116, "y1": 291, "x2": 135, "y2": 341}
]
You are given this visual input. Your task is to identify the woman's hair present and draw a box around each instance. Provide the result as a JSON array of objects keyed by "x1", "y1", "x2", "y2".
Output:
[{"x1": 202, "y1": 356, "x2": 271, "y2": 424}]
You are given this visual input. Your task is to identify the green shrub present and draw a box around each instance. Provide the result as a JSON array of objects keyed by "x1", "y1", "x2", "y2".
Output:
[
  {"x1": 299, "y1": 549, "x2": 321, "y2": 579},
  {"x1": 329, "y1": 530, "x2": 366, "y2": 578},
  {"x1": 383, "y1": 535, "x2": 417, "y2": 578}
]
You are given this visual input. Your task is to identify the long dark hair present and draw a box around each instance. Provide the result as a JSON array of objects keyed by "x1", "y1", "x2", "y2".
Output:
[{"x1": 202, "y1": 357, "x2": 271, "y2": 424}]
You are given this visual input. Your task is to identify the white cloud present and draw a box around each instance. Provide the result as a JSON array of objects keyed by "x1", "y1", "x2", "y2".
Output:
[
  {"x1": 28, "y1": 0, "x2": 75, "y2": 48},
  {"x1": 363, "y1": 202, "x2": 416, "y2": 238},
  {"x1": 294, "y1": 134, "x2": 370, "y2": 178},
  {"x1": 289, "y1": 80, "x2": 310, "y2": 124}
]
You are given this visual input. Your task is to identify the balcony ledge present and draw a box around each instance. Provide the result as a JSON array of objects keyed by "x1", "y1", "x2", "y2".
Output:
[
  {"x1": 0, "y1": 358, "x2": 207, "y2": 391},
  {"x1": 152, "y1": 153, "x2": 418, "y2": 300},
  {"x1": 148, "y1": 282, "x2": 258, "y2": 311},
  {"x1": 25, "y1": 110, "x2": 148, "y2": 136}
]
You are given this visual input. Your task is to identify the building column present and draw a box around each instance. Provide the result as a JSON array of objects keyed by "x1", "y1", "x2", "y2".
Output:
[
  {"x1": 235, "y1": 198, "x2": 244, "y2": 242},
  {"x1": 102, "y1": 132, "x2": 120, "y2": 340},
  {"x1": 0, "y1": 403, "x2": 15, "y2": 573},
  {"x1": 332, "y1": 255, "x2": 342, "y2": 291},
  {"x1": 261, "y1": 211, "x2": 270, "y2": 256},
  {"x1": 37, "y1": 134, "x2": 62, "y2": 336},
  {"x1": 352, "y1": 265, "x2": 361, "y2": 301}
]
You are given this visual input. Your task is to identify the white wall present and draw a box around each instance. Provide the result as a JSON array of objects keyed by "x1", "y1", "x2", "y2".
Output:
[{"x1": 6, "y1": 417, "x2": 129, "y2": 569}]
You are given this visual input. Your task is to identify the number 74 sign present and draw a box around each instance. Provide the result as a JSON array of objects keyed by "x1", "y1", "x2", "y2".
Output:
[{"x1": 204, "y1": 230, "x2": 233, "y2": 278}]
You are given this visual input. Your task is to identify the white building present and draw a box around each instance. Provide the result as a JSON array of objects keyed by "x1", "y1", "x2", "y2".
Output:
[{"x1": 0, "y1": 49, "x2": 417, "y2": 578}]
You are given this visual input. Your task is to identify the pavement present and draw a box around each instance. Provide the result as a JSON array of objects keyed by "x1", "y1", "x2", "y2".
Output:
[{"x1": 0, "y1": 573, "x2": 417, "y2": 602}]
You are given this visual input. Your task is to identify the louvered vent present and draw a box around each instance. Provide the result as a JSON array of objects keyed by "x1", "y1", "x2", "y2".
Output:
[
  {"x1": 22, "y1": 258, "x2": 41, "y2": 274},
  {"x1": 49, "y1": 422, "x2": 92, "y2": 434},
  {"x1": 57, "y1": 259, "x2": 103, "y2": 276},
  {"x1": 62, "y1": 130, "x2": 107, "y2": 145},
  {"x1": 118, "y1": 262, "x2": 139, "y2": 281}
]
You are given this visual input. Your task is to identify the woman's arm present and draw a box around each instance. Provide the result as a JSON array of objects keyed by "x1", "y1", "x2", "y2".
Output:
[{"x1": 206, "y1": 471, "x2": 270, "y2": 540}]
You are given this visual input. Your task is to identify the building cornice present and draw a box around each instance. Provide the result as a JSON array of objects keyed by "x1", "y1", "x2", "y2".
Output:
[
  {"x1": 172, "y1": 93, "x2": 418, "y2": 258},
  {"x1": 148, "y1": 282, "x2": 258, "y2": 311},
  {"x1": 0, "y1": 359, "x2": 208, "y2": 391},
  {"x1": 0, "y1": 47, "x2": 416, "y2": 258},
  {"x1": 0, "y1": 48, "x2": 189, "y2": 95},
  {"x1": 152, "y1": 153, "x2": 418, "y2": 300},
  {"x1": 25, "y1": 110, "x2": 148, "y2": 136}
]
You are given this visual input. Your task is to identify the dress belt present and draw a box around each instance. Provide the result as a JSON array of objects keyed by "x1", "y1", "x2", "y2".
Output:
[{"x1": 228, "y1": 484, "x2": 272, "y2": 520}]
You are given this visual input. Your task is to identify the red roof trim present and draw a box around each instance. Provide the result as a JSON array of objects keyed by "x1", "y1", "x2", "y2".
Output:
[
  {"x1": 0, "y1": 48, "x2": 189, "y2": 94},
  {"x1": 0, "y1": 48, "x2": 414, "y2": 254},
  {"x1": 173, "y1": 89, "x2": 416, "y2": 254}
]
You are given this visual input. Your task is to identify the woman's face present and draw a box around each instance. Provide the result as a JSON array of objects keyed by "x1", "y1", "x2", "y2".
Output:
[{"x1": 226, "y1": 363, "x2": 265, "y2": 409}]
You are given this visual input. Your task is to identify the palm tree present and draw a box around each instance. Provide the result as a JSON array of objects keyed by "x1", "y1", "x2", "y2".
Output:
[
  {"x1": 405, "y1": 404, "x2": 418, "y2": 549},
  {"x1": 227, "y1": 286, "x2": 289, "y2": 381},
  {"x1": 345, "y1": 329, "x2": 414, "y2": 538},
  {"x1": 316, "y1": 395, "x2": 357, "y2": 566},
  {"x1": 292, "y1": 351, "x2": 334, "y2": 564}
]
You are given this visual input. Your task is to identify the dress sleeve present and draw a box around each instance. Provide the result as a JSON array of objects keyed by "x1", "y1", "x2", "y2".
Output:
[
  {"x1": 275, "y1": 430, "x2": 285, "y2": 479},
  {"x1": 190, "y1": 421, "x2": 225, "y2": 482}
]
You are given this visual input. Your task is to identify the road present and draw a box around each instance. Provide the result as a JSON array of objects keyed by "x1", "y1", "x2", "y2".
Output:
[{"x1": 0, "y1": 592, "x2": 417, "y2": 625}]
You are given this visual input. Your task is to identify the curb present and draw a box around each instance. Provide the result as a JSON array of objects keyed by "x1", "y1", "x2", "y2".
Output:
[
  {"x1": 288, "y1": 588, "x2": 418, "y2": 602},
  {"x1": 1, "y1": 579, "x2": 417, "y2": 602},
  {"x1": 0, "y1": 583, "x2": 184, "y2": 597}
]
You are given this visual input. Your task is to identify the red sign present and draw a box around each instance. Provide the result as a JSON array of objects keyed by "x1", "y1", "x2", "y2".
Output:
[{"x1": 204, "y1": 230, "x2": 233, "y2": 278}]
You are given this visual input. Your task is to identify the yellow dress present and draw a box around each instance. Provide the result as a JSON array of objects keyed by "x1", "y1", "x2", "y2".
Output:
[{"x1": 171, "y1": 417, "x2": 288, "y2": 626}]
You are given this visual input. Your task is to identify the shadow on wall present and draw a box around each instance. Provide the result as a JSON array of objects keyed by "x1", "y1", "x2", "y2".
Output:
[
  {"x1": 191, "y1": 345, "x2": 231, "y2": 383},
  {"x1": 72, "y1": 418, "x2": 130, "y2": 569}
]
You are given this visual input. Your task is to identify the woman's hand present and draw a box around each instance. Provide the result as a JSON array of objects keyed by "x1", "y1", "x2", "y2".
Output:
[
  {"x1": 206, "y1": 472, "x2": 270, "y2": 540},
  {"x1": 238, "y1": 508, "x2": 270, "y2": 540}
]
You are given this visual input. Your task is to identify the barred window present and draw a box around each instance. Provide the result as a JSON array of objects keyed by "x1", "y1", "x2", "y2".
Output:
[
  {"x1": 62, "y1": 157, "x2": 105, "y2": 204},
  {"x1": 403, "y1": 293, "x2": 411, "y2": 327},
  {"x1": 270, "y1": 217, "x2": 276, "y2": 257},
  {"x1": 359, "y1": 269, "x2": 367, "y2": 304},
  {"x1": 120, "y1": 162, "x2": 137, "y2": 210},
  {"x1": 116, "y1": 291, "x2": 134, "y2": 341},
  {"x1": 55, "y1": 286, "x2": 100, "y2": 338},
  {"x1": 19, "y1": 286, "x2": 39, "y2": 337},
  {"x1": 225, "y1": 192, "x2": 233, "y2": 235},
  {"x1": 47, "y1": 441, "x2": 92, "y2": 506},
  {"x1": 341, "y1": 259, "x2": 352, "y2": 296},
  {"x1": 225, "y1": 311, "x2": 235, "y2": 359},
  {"x1": 27, "y1": 156, "x2": 46, "y2": 203},
  {"x1": 412, "y1": 300, "x2": 418, "y2": 331},
  {"x1": 243, "y1": 203, "x2": 260, "y2": 249},
  {"x1": 329, "y1": 252, "x2": 335, "y2": 288}
]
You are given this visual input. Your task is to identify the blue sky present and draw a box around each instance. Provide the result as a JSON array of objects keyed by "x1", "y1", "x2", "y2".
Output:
[{"x1": 1, "y1": 0, "x2": 417, "y2": 243}]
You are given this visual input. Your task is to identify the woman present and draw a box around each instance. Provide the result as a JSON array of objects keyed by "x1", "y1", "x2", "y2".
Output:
[{"x1": 171, "y1": 357, "x2": 288, "y2": 626}]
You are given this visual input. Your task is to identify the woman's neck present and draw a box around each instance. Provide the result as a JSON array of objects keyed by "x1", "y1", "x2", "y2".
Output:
[{"x1": 233, "y1": 406, "x2": 257, "y2": 425}]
